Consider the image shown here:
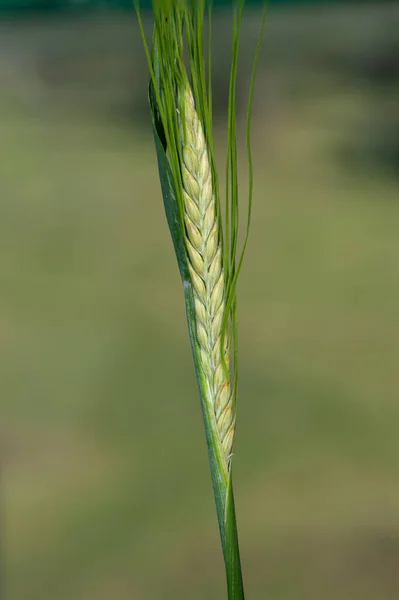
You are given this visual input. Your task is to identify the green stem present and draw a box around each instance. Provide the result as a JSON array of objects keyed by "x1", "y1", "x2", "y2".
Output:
[{"x1": 189, "y1": 339, "x2": 244, "y2": 599}]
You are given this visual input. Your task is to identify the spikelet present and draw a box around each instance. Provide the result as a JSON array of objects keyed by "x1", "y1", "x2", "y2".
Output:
[{"x1": 179, "y1": 83, "x2": 235, "y2": 466}]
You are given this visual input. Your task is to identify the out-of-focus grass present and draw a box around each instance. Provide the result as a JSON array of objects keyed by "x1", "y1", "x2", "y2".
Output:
[{"x1": 2, "y1": 12, "x2": 399, "y2": 600}]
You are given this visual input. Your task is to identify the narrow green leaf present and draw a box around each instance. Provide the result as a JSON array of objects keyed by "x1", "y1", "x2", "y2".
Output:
[
  {"x1": 225, "y1": 474, "x2": 244, "y2": 599},
  {"x1": 150, "y1": 92, "x2": 188, "y2": 282}
]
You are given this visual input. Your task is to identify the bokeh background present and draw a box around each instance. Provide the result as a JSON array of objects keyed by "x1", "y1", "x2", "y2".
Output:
[{"x1": 1, "y1": 1, "x2": 399, "y2": 598}]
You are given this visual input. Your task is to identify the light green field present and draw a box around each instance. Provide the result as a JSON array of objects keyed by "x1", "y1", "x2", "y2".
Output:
[{"x1": 1, "y1": 10, "x2": 399, "y2": 599}]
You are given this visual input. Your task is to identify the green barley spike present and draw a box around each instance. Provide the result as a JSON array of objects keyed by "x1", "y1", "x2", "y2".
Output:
[{"x1": 135, "y1": 2, "x2": 266, "y2": 598}]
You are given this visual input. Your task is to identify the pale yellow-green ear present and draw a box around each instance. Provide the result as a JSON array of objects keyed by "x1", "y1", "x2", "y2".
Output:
[{"x1": 135, "y1": 3, "x2": 266, "y2": 598}]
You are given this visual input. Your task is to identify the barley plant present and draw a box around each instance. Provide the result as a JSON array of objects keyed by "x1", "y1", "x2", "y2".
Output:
[{"x1": 135, "y1": 2, "x2": 265, "y2": 597}]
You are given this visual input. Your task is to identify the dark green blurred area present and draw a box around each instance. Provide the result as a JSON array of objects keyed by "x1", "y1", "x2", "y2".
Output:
[
  {"x1": 0, "y1": 0, "x2": 379, "y2": 14},
  {"x1": 1, "y1": 2, "x2": 399, "y2": 600}
]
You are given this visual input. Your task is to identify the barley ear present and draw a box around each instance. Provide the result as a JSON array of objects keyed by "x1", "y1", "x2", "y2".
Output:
[
  {"x1": 180, "y1": 82, "x2": 235, "y2": 469},
  {"x1": 135, "y1": 2, "x2": 266, "y2": 598}
]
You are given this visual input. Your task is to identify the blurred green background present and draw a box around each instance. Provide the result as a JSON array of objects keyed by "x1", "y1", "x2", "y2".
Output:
[
  {"x1": 0, "y1": 0, "x2": 377, "y2": 14},
  {"x1": 1, "y1": 2, "x2": 399, "y2": 599}
]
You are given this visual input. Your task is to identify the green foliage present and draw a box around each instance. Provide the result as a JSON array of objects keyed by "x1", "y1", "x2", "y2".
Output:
[{"x1": 0, "y1": 0, "x2": 374, "y2": 16}]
